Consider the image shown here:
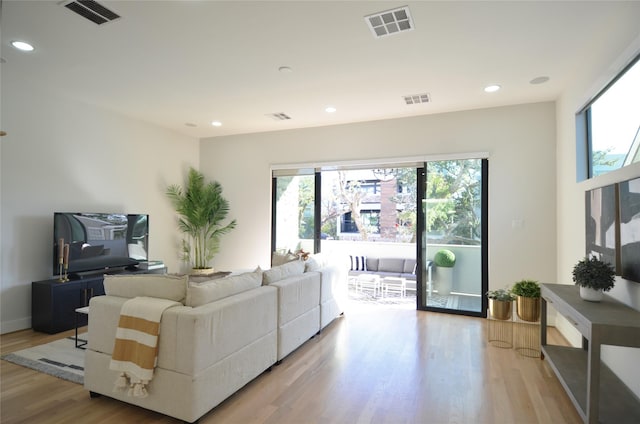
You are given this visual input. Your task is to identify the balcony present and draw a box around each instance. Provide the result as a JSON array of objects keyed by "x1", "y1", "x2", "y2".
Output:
[{"x1": 315, "y1": 239, "x2": 483, "y2": 312}]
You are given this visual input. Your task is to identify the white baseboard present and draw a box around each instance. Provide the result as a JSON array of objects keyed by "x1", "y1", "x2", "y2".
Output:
[{"x1": 1, "y1": 317, "x2": 31, "y2": 335}]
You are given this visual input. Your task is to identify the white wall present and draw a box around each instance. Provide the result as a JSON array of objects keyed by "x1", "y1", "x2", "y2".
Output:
[
  {"x1": 0, "y1": 82, "x2": 199, "y2": 334},
  {"x1": 200, "y1": 102, "x2": 558, "y2": 292},
  {"x1": 556, "y1": 35, "x2": 640, "y2": 397}
]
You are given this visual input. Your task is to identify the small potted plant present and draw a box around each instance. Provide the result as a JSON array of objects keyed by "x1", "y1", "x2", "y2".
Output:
[
  {"x1": 572, "y1": 256, "x2": 615, "y2": 302},
  {"x1": 511, "y1": 279, "x2": 541, "y2": 322},
  {"x1": 434, "y1": 249, "x2": 456, "y2": 296},
  {"x1": 487, "y1": 288, "x2": 516, "y2": 320}
]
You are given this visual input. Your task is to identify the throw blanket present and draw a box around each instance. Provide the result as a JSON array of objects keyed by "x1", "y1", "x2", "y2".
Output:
[{"x1": 109, "y1": 296, "x2": 180, "y2": 398}]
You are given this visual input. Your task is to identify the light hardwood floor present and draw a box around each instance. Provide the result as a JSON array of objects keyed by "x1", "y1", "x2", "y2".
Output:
[{"x1": 1, "y1": 304, "x2": 581, "y2": 424}]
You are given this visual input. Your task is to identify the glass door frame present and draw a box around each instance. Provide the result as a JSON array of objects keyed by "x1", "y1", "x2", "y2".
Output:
[
  {"x1": 271, "y1": 169, "x2": 319, "y2": 263},
  {"x1": 416, "y1": 159, "x2": 489, "y2": 317}
]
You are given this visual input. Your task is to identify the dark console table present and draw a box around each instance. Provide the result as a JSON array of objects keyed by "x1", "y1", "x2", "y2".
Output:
[
  {"x1": 32, "y1": 267, "x2": 166, "y2": 334},
  {"x1": 540, "y1": 283, "x2": 640, "y2": 424}
]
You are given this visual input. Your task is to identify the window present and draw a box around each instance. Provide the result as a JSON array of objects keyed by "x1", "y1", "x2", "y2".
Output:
[
  {"x1": 340, "y1": 210, "x2": 381, "y2": 234},
  {"x1": 579, "y1": 55, "x2": 640, "y2": 179}
]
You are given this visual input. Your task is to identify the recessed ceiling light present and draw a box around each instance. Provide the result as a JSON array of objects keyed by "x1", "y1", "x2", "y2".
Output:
[
  {"x1": 484, "y1": 84, "x2": 501, "y2": 93},
  {"x1": 185, "y1": 123, "x2": 197, "y2": 127},
  {"x1": 211, "y1": 121, "x2": 222, "y2": 127},
  {"x1": 11, "y1": 41, "x2": 34, "y2": 52},
  {"x1": 530, "y1": 76, "x2": 550, "y2": 85},
  {"x1": 325, "y1": 106, "x2": 337, "y2": 113},
  {"x1": 278, "y1": 66, "x2": 293, "y2": 73}
]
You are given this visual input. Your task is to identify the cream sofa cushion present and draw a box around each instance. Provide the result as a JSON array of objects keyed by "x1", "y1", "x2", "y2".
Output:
[
  {"x1": 262, "y1": 260, "x2": 305, "y2": 285},
  {"x1": 304, "y1": 253, "x2": 325, "y2": 272},
  {"x1": 103, "y1": 274, "x2": 187, "y2": 303},
  {"x1": 186, "y1": 269, "x2": 262, "y2": 307}
]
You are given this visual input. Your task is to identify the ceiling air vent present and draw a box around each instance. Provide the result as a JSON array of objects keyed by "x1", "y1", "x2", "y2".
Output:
[
  {"x1": 365, "y1": 6, "x2": 414, "y2": 38},
  {"x1": 403, "y1": 93, "x2": 430, "y2": 105},
  {"x1": 267, "y1": 113, "x2": 292, "y2": 121},
  {"x1": 62, "y1": 0, "x2": 120, "y2": 25}
]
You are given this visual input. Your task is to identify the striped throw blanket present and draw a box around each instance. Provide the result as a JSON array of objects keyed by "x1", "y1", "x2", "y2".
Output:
[{"x1": 109, "y1": 296, "x2": 181, "y2": 398}]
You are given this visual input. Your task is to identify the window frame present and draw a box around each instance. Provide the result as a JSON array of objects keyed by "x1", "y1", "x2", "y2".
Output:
[{"x1": 577, "y1": 53, "x2": 640, "y2": 180}]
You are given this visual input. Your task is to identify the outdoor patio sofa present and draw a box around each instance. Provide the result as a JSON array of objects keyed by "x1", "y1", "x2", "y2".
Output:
[
  {"x1": 348, "y1": 256, "x2": 434, "y2": 296},
  {"x1": 348, "y1": 256, "x2": 417, "y2": 280}
]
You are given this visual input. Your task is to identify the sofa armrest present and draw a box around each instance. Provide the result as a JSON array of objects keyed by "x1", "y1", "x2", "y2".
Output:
[
  {"x1": 319, "y1": 264, "x2": 348, "y2": 304},
  {"x1": 270, "y1": 272, "x2": 321, "y2": 325}
]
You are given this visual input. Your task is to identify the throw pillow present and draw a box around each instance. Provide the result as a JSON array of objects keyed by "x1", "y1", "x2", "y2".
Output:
[
  {"x1": 305, "y1": 254, "x2": 324, "y2": 272},
  {"x1": 349, "y1": 255, "x2": 367, "y2": 271},
  {"x1": 402, "y1": 259, "x2": 417, "y2": 275},
  {"x1": 104, "y1": 274, "x2": 188, "y2": 303},
  {"x1": 272, "y1": 249, "x2": 298, "y2": 266},
  {"x1": 185, "y1": 269, "x2": 263, "y2": 307},
  {"x1": 379, "y1": 258, "x2": 405, "y2": 273},
  {"x1": 262, "y1": 259, "x2": 305, "y2": 285}
]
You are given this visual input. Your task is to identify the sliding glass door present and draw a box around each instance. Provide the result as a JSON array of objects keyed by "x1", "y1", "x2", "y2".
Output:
[
  {"x1": 271, "y1": 159, "x2": 488, "y2": 317},
  {"x1": 271, "y1": 169, "x2": 317, "y2": 260},
  {"x1": 417, "y1": 159, "x2": 488, "y2": 316}
]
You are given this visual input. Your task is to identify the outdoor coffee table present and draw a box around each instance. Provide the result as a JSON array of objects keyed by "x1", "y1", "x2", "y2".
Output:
[
  {"x1": 382, "y1": 277, "x2": 406, "y2": 298},
  {"x1": 356, "y1": 274, "x2": 381, "y2": 297}
]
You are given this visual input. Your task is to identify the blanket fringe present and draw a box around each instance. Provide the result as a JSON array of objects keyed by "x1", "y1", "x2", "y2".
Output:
[
  {"x1": 114, "y1": 373, "x2": 128, "y2": 390},
  {"x1": 113, "y1": 372, "x2": 149, "y2": 398},
  {"x1": 131, "y1": 382, "x2": 148, "y2": 398}
]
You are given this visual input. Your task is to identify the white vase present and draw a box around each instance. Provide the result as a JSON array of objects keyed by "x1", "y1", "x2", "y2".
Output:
[
  {"x1": 579, "y1": 286, "x2": 603, "y2": 302},
  {"x1": 437, "y1": 267, "x2": 453, "y2": 296}
]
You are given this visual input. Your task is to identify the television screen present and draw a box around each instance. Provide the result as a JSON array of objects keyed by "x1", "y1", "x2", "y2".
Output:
[
  {"x1": 54, "y1": 212, "x2": 149, "y2": 276},
  {"x1": 619, "y1": 177, "x2": 640, "y2": 283}
]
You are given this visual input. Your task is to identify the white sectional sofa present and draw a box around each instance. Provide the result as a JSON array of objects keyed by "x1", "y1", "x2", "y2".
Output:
[
  {"x1": 85, "y1": 271, "x2": 277, "y2": 423},
  {"x1": 264, "y1": 260, "x2": 321, "y2": 361},
  {"x1": 306, "y1": 253, "x2": 349, "y2": 329},
  {"x1": 84, "y1": 253, "x2": 348, "y2": 423}
]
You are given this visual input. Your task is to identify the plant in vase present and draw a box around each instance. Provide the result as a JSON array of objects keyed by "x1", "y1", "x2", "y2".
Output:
[
  {"x1": 486, "y1": 288, "x2": 516, "y2": 320},
  {"x1": 511, "y1": 279, "x2": 541, "y2": 322},
  {"x1": 167, "y1": 167, "x2": 237, "y2": 275},
  {"x1": 572, "y1": 256, "x2": 615, "y2": 302},
  {"x1": 434, "y1": 249, "x2": 456, "y2": 296}
]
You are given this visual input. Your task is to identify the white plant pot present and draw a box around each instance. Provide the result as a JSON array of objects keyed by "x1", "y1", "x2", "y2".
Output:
[
  {"x1": 579, "y1": 286, "x2": 603, "y2": 302},
  {"x1": 437, "y1": 267, "x2": 453, "y2": 296}
]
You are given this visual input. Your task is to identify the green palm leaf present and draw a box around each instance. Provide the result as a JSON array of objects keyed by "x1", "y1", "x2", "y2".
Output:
[{"x1": 167, "y1": 167, "x2": 237, "y2": 269}]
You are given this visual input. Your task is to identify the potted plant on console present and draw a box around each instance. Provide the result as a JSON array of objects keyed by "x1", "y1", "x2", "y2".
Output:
[
  {"x1": 572, "y1": 256, "x2": 615, "y2": 302},
  {"x1": 511, "y1": 279, "x2": 541, "y2": 322},
  {"x1": 167, "y1": 167, "x2": 237, "y2": 275},
  {"x1": 487, "y1": 288, "x2": 516, "y2": 320},
  {"x1": 434, "y1": 249, "x2": 456, "y2": 296}
]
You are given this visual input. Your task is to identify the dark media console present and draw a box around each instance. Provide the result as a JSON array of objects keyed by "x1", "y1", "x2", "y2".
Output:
[{"x1": 32, "y1": 267, "x2": 166, "y2": 334}]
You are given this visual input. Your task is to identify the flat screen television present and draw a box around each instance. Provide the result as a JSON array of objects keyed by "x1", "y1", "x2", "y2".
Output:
[{"x1": 53, "y1": 212, "x2": 149, "y2": 277}]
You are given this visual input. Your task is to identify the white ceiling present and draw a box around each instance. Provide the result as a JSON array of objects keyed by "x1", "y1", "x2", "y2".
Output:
[{"x1": 2, "y1": 1, "x2": 640, "y2": 139}]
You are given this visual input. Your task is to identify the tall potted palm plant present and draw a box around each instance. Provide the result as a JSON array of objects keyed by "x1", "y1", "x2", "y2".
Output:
[{"x1": 167, "y1": 167, "x2": 237, "y2": 274}]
